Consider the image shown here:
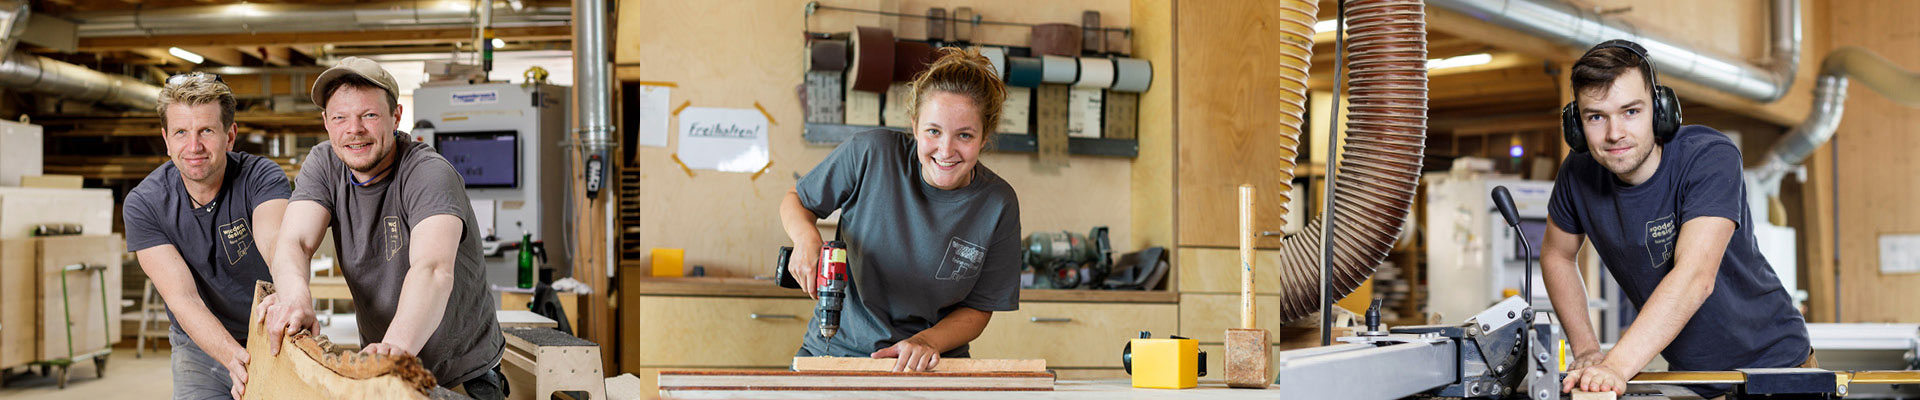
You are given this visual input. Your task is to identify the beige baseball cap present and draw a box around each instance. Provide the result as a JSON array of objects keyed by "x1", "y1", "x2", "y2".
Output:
[{"x1": 310, "y1": 56, "x2": 399, "y2": 108}]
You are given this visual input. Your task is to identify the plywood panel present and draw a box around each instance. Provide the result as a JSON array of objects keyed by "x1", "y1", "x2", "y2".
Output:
[
  {"x1": 970, "y1": 302, "x2": 1176, "y2": 367},
  {"x1": 1178, "y1": 294, "x2": 1280, "y2": 343},
  {"x1": 0, "y1": 239, "x2": 34, "y2": 368},
  {"x1": 1174, "y1": 0, "x2": 1296, "y2": 248},
  {"x1": 0, "y1": 188, "x2": 113, "y2": 240},
  {"x1": 622, "y1": 0, "x2": 1142, "y2": 278},
  {"x1": 1828, "y1": 0, "x2": 1920, "y2": 323},
  {"x1": 637, "y1": 296, "x2": 815, "y2": 367},
  {"x1": 37, "y1": 235, "x2": 122, "y2": 359},
  {"x1": 1176, "y1": 247, "x2": 1283, "y2": 294},
  {"x1": 1129, "y1": 0, "x2": 1176, "y2": 254}
]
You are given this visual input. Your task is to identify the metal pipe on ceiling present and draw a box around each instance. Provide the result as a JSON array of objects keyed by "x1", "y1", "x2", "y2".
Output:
[
  {"x1": 0, "y1": 50, "x2": 159, "y2": 109},
  {"x1": 66, "y1": 1, "x2": 569, "y2": 37},
  {"x1": 1429, "y1": 0, "x2": 1802, "y2": 102},
  {"x1": 1749, "y1": 47, "x2": 1920, "y2": 195}
]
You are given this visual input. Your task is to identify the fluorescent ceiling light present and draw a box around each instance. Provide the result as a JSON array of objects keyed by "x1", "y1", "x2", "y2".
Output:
[
  {"x1": 169, "y1": 47, "x2": 205, "y2": 64},
  {"x1": 1314, "y1": 19, "x2": 1338, "y2": 34},
  {"x1": 1427, "y1": 53, "x2": 1491, "y2": 70}
]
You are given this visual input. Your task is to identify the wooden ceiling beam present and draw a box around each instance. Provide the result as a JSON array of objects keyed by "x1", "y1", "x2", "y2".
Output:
[
  {"x1": 79, "y1": 25, "x2": 572, "y2": 51},
  {"x1": 183, "y1": 47, "x2": 247, "y2": 66},
  {"x1": 243, "y1": 46, "x2": 292, "y2": 67}
]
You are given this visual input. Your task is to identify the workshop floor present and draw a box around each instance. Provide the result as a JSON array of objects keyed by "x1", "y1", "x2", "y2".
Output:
[{"x1": 0, "y1": 347, "x2": 173, "y2": 399}]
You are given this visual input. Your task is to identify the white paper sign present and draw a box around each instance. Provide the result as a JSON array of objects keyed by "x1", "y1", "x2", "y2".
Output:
[
  {"x1": 638, "y1": 86, "x2": 671, "y2": 147},
  {"x1": 676, "y1": 107, "x2": 769, "y2": 173}
]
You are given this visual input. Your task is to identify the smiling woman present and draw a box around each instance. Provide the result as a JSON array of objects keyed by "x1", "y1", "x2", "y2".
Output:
[{"x1": 777, "y1": 48, "x2": 1023, "y2": 372}]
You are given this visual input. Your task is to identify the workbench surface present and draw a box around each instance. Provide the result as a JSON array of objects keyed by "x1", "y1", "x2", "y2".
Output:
[
  {"x1": 658, "y1": 379, "x2": 1277, "y2": 399},
  {"x1": 656, "y1": 381, "x2": 1713, "y2": 399}
]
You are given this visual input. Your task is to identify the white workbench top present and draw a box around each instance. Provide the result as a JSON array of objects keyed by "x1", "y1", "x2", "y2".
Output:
[{"x1": 658, "y1": 379, "x2": 1279, "y2": 399}]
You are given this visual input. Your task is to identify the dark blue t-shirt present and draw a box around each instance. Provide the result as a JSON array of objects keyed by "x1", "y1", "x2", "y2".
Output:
[
  {"x1": 1549, "y1": 125, "x2": 1808, "y2": 398},
  {"x1": 125, "y1": 152, "x2": 290, "y2": 342}
]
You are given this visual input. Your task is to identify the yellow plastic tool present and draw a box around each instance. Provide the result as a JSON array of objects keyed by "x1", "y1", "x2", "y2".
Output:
[
  {"x1": 650, "y1": 248, "x2": 685, "y2": 277},
  {"x1": 1128, "y1": 334, "x2": 1202, "y2": 389}
]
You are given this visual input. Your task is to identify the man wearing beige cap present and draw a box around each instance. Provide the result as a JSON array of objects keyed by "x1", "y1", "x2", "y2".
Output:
[{"x1": 254, "y1": 57, "x2": 505, "y2": 399}]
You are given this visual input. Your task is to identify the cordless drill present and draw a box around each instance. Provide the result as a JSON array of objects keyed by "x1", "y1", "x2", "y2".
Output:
[
  {"x1": 814, "y1": 241, "x2": 850, "y2": 338},
  {"x1": 777, "y1": 241, "x2": 850, "y2": 338}
]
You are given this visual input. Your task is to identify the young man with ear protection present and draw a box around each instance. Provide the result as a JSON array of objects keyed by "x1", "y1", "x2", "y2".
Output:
[{"x1": 1541, "y1": 40, "x2": 1812, "y2": 399}]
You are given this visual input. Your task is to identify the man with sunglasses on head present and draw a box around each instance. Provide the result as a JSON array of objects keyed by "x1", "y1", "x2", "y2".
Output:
[
  {"x1": 1544, "y1": 40, "x2": 1811, "y2": 399},
  {"x1": 123, "y1": 72, "x2": 290, "y2": 399},
  {"x1": 253, "y1": 57, "x2": 505, "y2": 399}
]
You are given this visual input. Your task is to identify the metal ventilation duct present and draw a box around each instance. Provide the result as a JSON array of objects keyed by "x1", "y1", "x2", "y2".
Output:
[
  {"x1": 0, "y1": 50, "x2": 159, "y2": 109},
  {"x1": 67, "y1": 1, "x2": 570, "y2": 37},
  {"x1": 1429, "y1": 0, "x2": 1802, "y2": 102},
  {"x1": 1749, "y1": 47, "x2": 1920, "y2": 196}
]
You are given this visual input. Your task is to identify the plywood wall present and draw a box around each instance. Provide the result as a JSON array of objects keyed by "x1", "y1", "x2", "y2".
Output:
[
  {"x1": 616, "y1": 0, "x2": 1148, "y2": 277},
  {"x1": 1824, "y1": 0, "x2": 1920, "y2": 322}
]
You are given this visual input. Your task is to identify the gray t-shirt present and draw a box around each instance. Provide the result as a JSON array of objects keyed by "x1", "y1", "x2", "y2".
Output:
[
  {"x1": 291, "y1": 133, "x2": 502, "y2": 386},
  {"x1": 125, "y1": 152, "x2": 291, "y2": 342},
  {"x1": 793, "y1": 130, "x2": 1022, "y2": 358}
]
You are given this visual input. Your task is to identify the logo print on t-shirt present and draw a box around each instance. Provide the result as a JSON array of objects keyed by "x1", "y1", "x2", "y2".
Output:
[
  {"x1": 1645, "y1": 214, "x2": 1677, "y2": 269},
  {"x1": 936, "y1": 237, "x2": 987, "y2": 281},
  {"x1": 383, "y1": 216, "x2": 405, "y2": 261},
  {"x1": 218, "y1": 218, "x2": 252, "y2": 265}
]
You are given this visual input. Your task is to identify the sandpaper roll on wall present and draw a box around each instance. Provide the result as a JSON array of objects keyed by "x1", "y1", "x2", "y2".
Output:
[
  {"x1": 976, "y1": 46, "x2": 1007, "y2": 80},
  {"x1": 849, "y1": 27, "x2": 896, "y2": 93},
  {"x1": 1040, "y1": 55, "x2": 1078, "y2": 84},
  {"x1": 1110, "y1": 57, "x2": 1152, "y2": 92},
  {"x1": 1073, "y1": 57, "x2": 1115, "y2": 89},
  {"x1": 1004, "y1": 56, "x2": 1045, "y2": 88},
  {"x1": 1030, "y1": 23, "x2": 1082, "y2": 57},
  {"x1": 892, "y1": 41, "x2": 937, "y2": 82},
  {"x1": 808, "y1": 39, "x2": 849, "y2": 72}
]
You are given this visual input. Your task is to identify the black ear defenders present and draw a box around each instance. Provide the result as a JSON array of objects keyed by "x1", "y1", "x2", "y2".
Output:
[{"x1": 1561, "y1": 39, "x2": 1682, "y2": 153}]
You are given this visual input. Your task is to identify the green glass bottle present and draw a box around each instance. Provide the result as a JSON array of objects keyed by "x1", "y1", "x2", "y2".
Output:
[{"x1": 518, "y1": 231, "x2": 535, "y2": 289}]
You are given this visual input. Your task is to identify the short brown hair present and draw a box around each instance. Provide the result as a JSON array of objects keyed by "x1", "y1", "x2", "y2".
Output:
[
  {"x1": 1570, "y1": 46, "x2": 1653, "y2": 99},
  {"x1": 319, "y1": 74, "x2": 398, "y2": 112},
  {"x1": 907, "y1": 47, "x2": 1007, "y2": 146},
  {"x1": 157, "y1": 73, "x2": 237, "y2": 129}
]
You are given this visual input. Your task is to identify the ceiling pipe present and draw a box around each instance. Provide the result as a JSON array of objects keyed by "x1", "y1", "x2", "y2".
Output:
[
  {"x1": 1748, "y1": 47, "x2": 1920, "y2": 200},
  {"x1": 65, "y1": 1, "x2": 568, "y2": 37},
  {"x1": 0, "y1": 49, "x2": 159, "y2": 109},
  {"x1": 1429, "y1": 0, "x2": 1801, "y2": 102}
]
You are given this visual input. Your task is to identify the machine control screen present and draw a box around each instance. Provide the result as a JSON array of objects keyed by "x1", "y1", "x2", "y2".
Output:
[{"x1": 436, "y1": 131, "x2": 518, "y2": 187}]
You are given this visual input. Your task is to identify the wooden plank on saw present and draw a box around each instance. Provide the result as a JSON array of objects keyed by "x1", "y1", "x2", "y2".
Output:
[
  {"x1": 791, "y1": 356, "x2": 1046, "y2": 372},
  {"x1": 656, "y1": 370, "x2": 1055, "y2": 392}
]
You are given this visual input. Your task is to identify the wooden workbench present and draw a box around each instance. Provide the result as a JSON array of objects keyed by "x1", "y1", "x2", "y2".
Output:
[
  {"x1": 634, "y1": 277, "x2": 1180, "y2": 303},
  {"x1": 657, "y1": 379, "x2": 1280, "y2": 399}
]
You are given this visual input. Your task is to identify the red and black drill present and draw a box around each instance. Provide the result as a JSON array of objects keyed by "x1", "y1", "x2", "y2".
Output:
[{"x1": 777, "y1": 241, "x2": 850, "y2": 338}]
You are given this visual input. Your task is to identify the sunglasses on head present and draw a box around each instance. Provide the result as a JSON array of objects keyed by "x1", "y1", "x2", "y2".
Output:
[{"x1": 166, "y1": 72, "x2": 224, "y2": 86}]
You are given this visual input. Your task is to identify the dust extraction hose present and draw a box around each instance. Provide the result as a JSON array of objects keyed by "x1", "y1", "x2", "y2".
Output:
[{"x1": 1272, "y1": 0, "x2": 1429, "y2": 323}]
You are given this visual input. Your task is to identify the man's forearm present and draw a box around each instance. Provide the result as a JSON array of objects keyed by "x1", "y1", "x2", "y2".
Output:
[
  {"x1": 912, "y1": 307, "x2": 991, "y2": 353},
  {"x1": 1542, "y1": 255, "x2": 1602, "y2": 355},
  {"x1": 169, "y1": 295, "x2": 246, "y2": 362},
  {"x1": 380, "y1": 259, "x2": 456, "y2": 354},
  {"x1": 268, "y1": 236, "x2": 317, "y2": 301},
  {"x1": 1603, "y1": 269, "x2": 1713, "y2": 375}
]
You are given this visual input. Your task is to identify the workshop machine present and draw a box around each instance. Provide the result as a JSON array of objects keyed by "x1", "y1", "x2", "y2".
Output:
[
  {"x1": 1275, "y1": 186, "x2": 1920, "y2": 399},
  {"x1": 1425, "y1": 173, "x2": 1626, "y2": 339},
  {"x1": 1021, "y1": 227, "x2": 1112, "y2": 289},
  {"x1": 412, "y1": 82, "x2": 572, "y2": 288}
]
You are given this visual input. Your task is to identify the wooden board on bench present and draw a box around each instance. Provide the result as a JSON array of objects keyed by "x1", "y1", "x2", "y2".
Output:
[{"x1": 656, "y1": 370, "x2": 1055, "y2": 392}]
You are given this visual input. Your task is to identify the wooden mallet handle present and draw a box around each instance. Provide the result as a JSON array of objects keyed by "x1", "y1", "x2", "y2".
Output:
[{"x1": 1239, "y1": 184, "x2": 1256, "y2": 329}]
